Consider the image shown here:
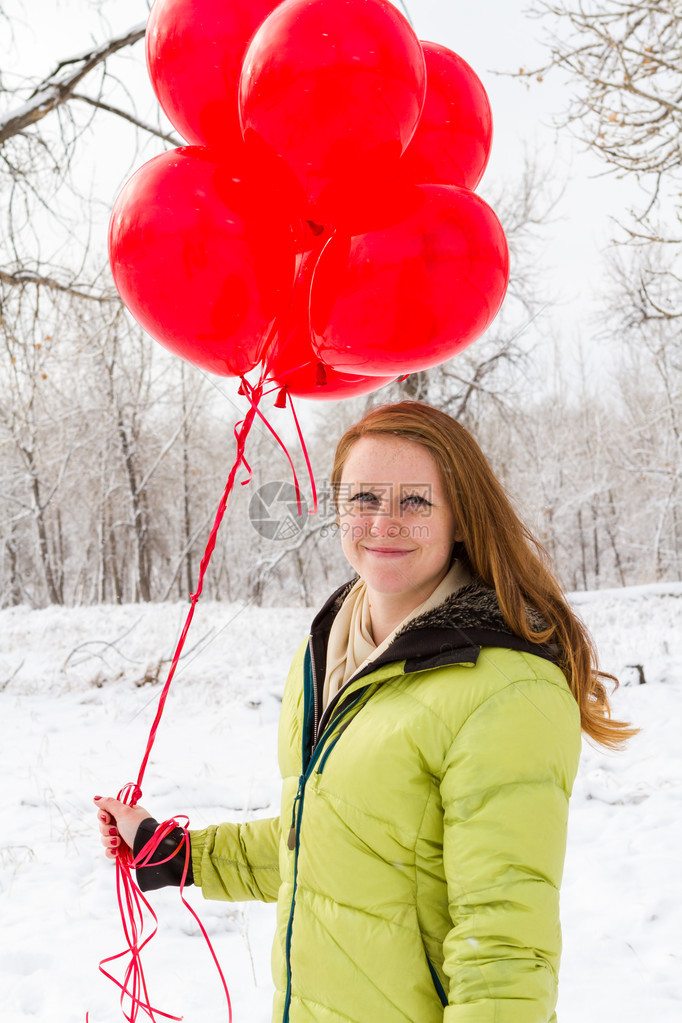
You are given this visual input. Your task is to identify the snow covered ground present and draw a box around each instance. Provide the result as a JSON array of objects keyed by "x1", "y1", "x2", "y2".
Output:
[{"x1": 1, "y1": 583, "x2": 680, "y2": 1022}]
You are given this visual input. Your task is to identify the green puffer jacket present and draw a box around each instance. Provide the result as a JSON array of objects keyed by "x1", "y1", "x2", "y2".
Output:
[{"x1": 190, "y1": 580, "x2": 582, "y2": 1023}]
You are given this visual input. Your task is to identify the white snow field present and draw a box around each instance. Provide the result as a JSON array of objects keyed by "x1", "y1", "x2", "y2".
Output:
[{"x1": 1, "y1": 583, "x2": 680, "y2": 1022}]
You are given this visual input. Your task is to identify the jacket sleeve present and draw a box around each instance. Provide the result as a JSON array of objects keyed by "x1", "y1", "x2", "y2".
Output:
[
  {"x1": 189, "y1": 815, "x2": 281, "y2": 903},
  {"x1": 439, "y1": 674, "x2": 581, "y2": 1023}
]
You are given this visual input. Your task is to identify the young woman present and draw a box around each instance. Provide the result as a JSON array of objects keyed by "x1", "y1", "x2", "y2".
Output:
[{"x1": 95, "y1": 401, "x2": 634, "y2": 1023}]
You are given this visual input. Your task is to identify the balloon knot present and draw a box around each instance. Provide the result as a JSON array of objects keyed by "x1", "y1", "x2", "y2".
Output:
[
  {"x1": 274, "y1": 386, "x2": 288, "y2": 409},
  {"x1": 315, "y1": 363, "x2": 327, "y2": 386},
  {"x1": 306, "y1": 219, "x2": 326, "y2": 236}
]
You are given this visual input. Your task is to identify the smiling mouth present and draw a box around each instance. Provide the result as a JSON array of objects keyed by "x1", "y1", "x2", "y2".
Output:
[{"x1": 363, "y1": 546, "x2": 415, "y2": 555}]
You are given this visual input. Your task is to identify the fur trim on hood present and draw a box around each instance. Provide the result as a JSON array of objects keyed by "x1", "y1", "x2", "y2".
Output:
[{"x1": 398, "y1": 581, "x2": 550, "y2": 640}]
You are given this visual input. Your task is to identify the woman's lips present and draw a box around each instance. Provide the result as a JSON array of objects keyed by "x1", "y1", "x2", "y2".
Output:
[{"x1": 362, "y1": 546, "x2": 414, "y2": 556}]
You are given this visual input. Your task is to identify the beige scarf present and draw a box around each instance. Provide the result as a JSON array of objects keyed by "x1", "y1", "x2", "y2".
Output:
[{"x1": 322, "y1": 561, "x2": 472, "y2": 709}]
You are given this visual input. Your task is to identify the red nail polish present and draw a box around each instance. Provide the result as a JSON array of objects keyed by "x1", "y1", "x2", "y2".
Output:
[
  {"x1": 109, "y1": 828, "x2": 117, "y2": 836},
  {"x1": 94, "y1": 796, "x2": 102, "y2": 800},
  {"x1": 110, "y1": 838, "x2": 117, "y2": 845}
]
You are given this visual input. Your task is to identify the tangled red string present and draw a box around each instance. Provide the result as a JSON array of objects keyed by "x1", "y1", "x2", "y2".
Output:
[
  {"x1": 95, "y1": 377, "x2": 315, "y2": 1021},
  {"x1": 99, "y1": 810, "x2": 212, "y2": 1023}
]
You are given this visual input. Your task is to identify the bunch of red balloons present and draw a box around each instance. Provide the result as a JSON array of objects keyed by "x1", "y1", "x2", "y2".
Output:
[{"x1": 109, "y1": 0, "x2": 509, "y2": 401}]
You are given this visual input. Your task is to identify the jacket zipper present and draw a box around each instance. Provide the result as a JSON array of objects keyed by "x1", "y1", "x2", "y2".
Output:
[
  {"x1": 282, "y1": 641, "x2": 318, "y2": 1023},
  {"x1": 286, "y1": 776, "x2": 304, "y2": 851},
  {"x1": 282, "y1": 643, "x2": 375, "y2": 1022},
  {"x1": 282, "y1": 730, "x2": 327, "y2": 1021},
  {"x1": 426, "y1": 953, "x2": 448, "y2": 1007},
  {"x1": 310, "y1": 636, "x2": 321, "y2": 748},
  {"x1": 316, "y1": 729, "x2": 344, "y2": 774}
]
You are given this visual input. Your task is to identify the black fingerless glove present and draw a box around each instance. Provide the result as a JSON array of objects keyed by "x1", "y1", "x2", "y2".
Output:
[{"x1": 133, "y1": 817, "x2": 195, "y2": 892}]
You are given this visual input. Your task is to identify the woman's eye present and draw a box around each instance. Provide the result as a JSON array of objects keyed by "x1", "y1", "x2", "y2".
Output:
[
  {"x1": 350, "y1": 491, "x2": 379, "y2": 507},
  {"x1": 401, "y1": 493, "x2": 431, "y2": 510}
]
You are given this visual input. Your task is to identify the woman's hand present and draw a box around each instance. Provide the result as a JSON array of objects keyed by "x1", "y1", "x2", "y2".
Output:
[{"x1": 94, "y1": 795, "x2": 153, "y2": 859}]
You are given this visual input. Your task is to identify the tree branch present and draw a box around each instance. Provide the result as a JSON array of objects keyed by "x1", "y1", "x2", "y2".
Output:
[
  {"x1": 70, "y1": 93, "x2": 181, "y2": 146},
  {"x1": 0, "y1": 23, "x2": 146, "y2": 146},
  {"x1": 0, "y1": 267, "x2": 117, "y2": 303}
]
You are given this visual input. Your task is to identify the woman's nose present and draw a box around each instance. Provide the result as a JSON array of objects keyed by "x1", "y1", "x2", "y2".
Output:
[{"x1": 367, "y1": 504, "x2": 398, "y2": 536}]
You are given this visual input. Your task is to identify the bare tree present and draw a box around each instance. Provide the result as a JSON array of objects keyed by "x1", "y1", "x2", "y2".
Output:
[
  {"x1": 518, "y1": 1, "x2": 682, "y2": 587},
  {"x1": 0, "y1": 286, "x2": 91, "y2": 604},
  {"x1": 526, "y1": 2, "x2": 682, "y2": 200},
  {"x1": 0, "y1": 6, "x2": 177, "y2": 307},
  {"x1": 524, "y1": 2, "x2": 682, "y2": 306}
]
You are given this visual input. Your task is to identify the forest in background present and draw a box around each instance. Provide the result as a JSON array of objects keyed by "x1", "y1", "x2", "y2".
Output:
[{"x1": 1, "y1": 0, "x2": 680, "y2": 608}]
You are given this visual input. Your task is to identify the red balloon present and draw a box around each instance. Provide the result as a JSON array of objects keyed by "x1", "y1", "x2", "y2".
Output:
[
  {"x1": 239, "y1": 0, "x2": 426, "y2": 219},
  {"x1": 146, "y1": 0, "x2": 281, "y2": 152},
  {"x1": 398, "y1": 42, "x2": 492, "y2": 191},
  {"x1": 399, "y1": 42, "x2": 493, "y2": 190},
  {"x1": 310, "y1": 184, "x2": 509, "y2": 376},
  {"x1": 259, "y1": 235, "x2": 394, "y2": 399},
  {"x1": 109, "y1": 146, "x2": 297, "y2": 376},
  {"x1": 268, "y1": 328, "x2": 394, "y2": 400}
]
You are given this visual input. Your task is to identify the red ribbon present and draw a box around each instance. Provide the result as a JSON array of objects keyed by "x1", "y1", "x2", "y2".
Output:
[
  {"x1": 96, "y1": 369, "x2": 318, "y2": 1021},
  {"x1": 96, "y1": 379, "x2": 265, "y2": 1022}
]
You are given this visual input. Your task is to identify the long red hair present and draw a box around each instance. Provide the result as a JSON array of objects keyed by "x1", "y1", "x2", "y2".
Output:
[{"x1": 331, "y1": 401, "x2": 635, "y2": 750}]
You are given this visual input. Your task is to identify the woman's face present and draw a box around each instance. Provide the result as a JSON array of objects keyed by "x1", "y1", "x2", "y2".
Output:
[{"x1": 338, "y1": 434, "x2": 458, "y2": 604}]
